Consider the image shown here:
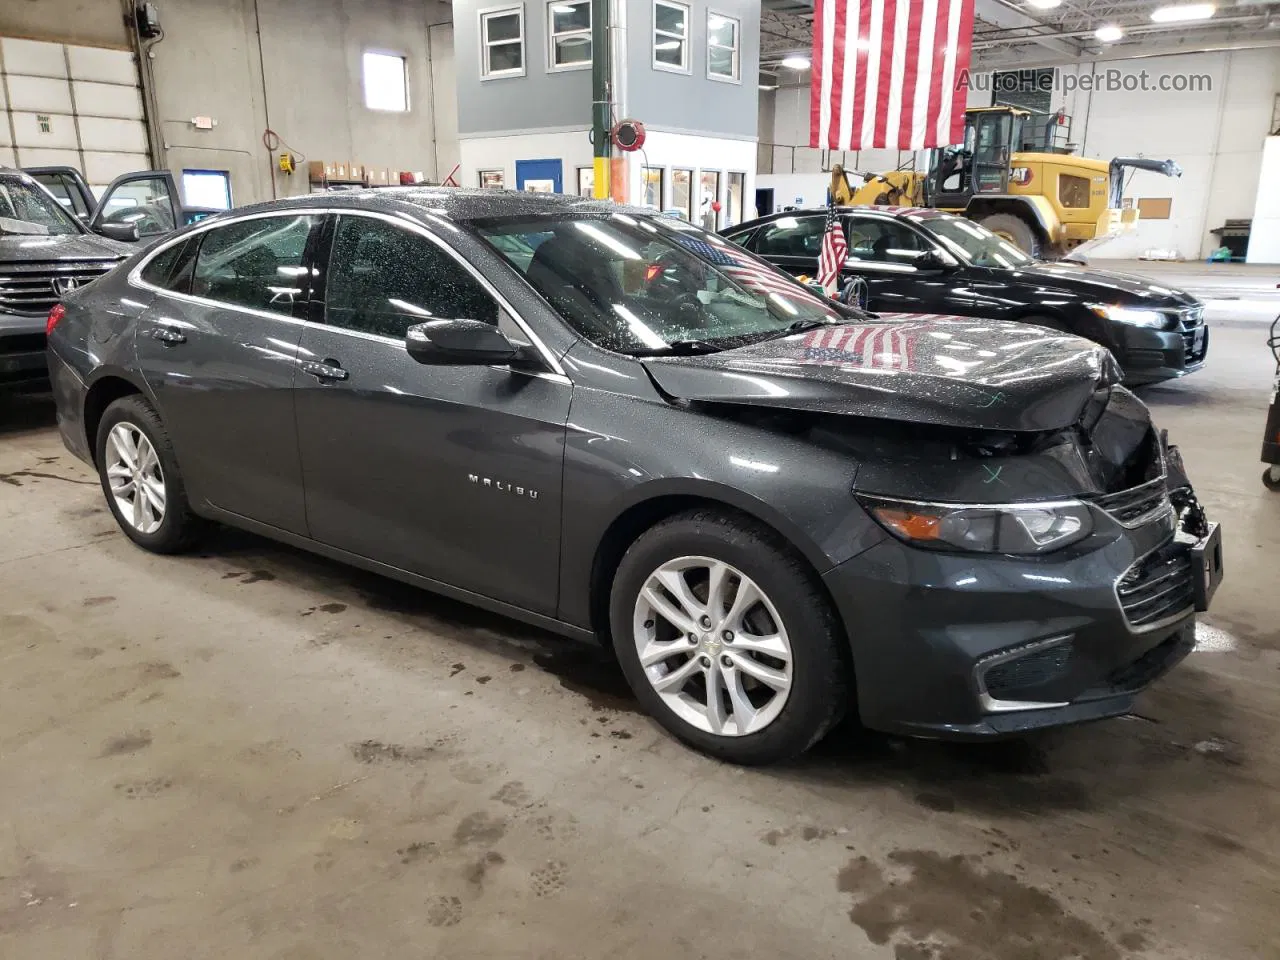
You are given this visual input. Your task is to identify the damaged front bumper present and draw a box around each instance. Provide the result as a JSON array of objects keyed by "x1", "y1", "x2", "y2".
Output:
[{"x1": 825, "y1": 461, "x2": 1223, "y2": 740}]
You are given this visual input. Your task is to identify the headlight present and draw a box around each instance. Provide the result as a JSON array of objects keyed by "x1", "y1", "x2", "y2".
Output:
[
  {"x1": 1087, "y1": 303, "x2": 1169, "y2": 329},
  {"x1": 859, "y1": 495, "x2": 1093, "y2": 555}
]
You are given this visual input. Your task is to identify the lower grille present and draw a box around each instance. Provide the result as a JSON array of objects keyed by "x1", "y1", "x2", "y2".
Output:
[
  {"x1": 1116, "y1": 541, "x2": 1195, "y2": 630},
  {"x1": 1107, "y1": 630, "x2": 1194, "y2": 691},
  {"x1": 982, "y1": 641, "x2": 1074, "y2": 699},
  {"x1": 0, "y1": 334, "x2": 45, "y2": 356},
  {"x1": 0, "y1": 261, "x2": 116, "y2": 314},
  {"x1": 1091, "y1": 478, "x2": 1171, "y2": 527}
]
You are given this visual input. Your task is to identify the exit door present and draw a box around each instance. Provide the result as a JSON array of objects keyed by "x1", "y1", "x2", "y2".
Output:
[{"x1": 515, "y1": 158, "x2": 563, "y2": 193}]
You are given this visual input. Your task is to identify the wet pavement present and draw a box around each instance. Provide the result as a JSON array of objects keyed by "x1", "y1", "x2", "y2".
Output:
[{"x1": 1, "y1": 277, "x2": 1278, "y2": 959}]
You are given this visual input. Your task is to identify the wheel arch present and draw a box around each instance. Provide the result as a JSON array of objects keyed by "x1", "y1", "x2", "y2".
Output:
[
  {"x1": 82, "y1": 370, "x2": 150, "y2": 467},
  {"x1": 585, "y1": 480, "x2": 837, "y2": 651}
]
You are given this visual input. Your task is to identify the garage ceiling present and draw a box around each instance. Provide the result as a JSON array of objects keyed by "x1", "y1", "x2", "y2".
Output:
[{"x1": 760, "y1": 0, "x2": 1280, "y2": 71}]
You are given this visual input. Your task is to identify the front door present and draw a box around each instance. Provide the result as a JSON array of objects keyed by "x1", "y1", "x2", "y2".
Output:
[
  {"x1": 134, "y1": 213, "x2": 322, "y2": 532},
  {"x1": 292, "y1": 213, "x2": 570, "y2": 615},
  {"x1": 91, "y1": 171, "x2": 183, "y2": 240},
  {"x1": 840, "y1": 215, "x2": 973, "y2": 316}
]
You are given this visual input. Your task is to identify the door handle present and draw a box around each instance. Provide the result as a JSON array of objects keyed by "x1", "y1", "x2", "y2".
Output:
[
  {"x1": 151, "y1": 325, "x2": 186, "y2": 344},
  {"x1": 300, "y1": 359, "x2": 349, "y2": 382}
]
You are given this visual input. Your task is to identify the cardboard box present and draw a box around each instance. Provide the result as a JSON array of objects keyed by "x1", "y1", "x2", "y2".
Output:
[
  {"x1": 368, "y1": 167, "x2": 390, "y2": 187},
  {"x1": 349, "y1": 163, "x2": 365, "y2": 184},
  {"x1": 307, "y1": 160, "x2": 326, "y2": 182}
]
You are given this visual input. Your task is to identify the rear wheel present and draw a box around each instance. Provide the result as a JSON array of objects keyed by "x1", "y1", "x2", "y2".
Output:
[
  {"x1": 610, "y1": 509, "x2": 849, "y2": 765},
  {"x1": 978, "y1": 213, "x2": 1041, "y2": 258},
  {"x1": 96, "y1": 395, "x2": 204, "y2": 553}
]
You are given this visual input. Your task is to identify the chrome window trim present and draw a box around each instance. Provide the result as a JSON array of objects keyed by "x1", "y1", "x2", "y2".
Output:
[{"x1": 127, "y1": 205, "x2": 566, "y2": 376}]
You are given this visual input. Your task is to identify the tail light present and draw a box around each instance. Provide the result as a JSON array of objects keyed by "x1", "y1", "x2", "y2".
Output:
[{"x1": 46, "y1": 303, "x2": 66, "y2": 336}]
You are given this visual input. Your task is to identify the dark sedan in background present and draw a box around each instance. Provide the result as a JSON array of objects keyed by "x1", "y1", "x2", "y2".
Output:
[
  {"x1": 723, "y1": 207, "x2": 1208, "y2": 384},
  {"x1": 46, "y1": 190, "x2": 1221, "y2": 764}
]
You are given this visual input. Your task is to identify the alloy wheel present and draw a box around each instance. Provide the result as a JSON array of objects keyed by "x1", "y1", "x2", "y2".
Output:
[
  {"x1": 632, "y1": 556, "x2": 793, "y2": 736},
  {"x1": 105, "y1": 422, "x2": 166, "y2": 535}
]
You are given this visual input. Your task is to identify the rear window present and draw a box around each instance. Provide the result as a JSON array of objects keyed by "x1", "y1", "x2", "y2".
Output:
[{"x1": 140, "y1": 238, "x2": 198, "y2": 293}]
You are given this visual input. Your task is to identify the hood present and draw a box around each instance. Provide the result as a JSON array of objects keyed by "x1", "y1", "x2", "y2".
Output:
[
  {"x1": 0, "y1": 232, "x2": 131, "y2": 263},
  {"x1": 1001, "y1": 261, "x2": 1199, "y2": 308},
  {"x1": 642, "y1": 314, "x2": 1122, "y2": 432}
]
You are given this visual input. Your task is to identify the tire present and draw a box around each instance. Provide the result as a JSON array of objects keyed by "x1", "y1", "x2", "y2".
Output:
[
  {"x1": 609, "y1": 508, "x2": 849, "y2": 765},
  {"x1": 95, "y1": 394, "x2": 204, "y2": 553},
  {"x1": 978, "y1": 213, "x2": 1041, "y2": 258},
  {"x1": 1264, "y1": 466, "x2": 1280, "y2": 492}
]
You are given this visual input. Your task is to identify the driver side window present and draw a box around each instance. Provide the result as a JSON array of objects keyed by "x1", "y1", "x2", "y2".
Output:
[
  {"x1": 755, "y1": 215, "x2": 828, "y2": 257},
  {"x1": 845, "y1": 217, "x2": 928, "y2": 267},
  {"x1": 324, "y1": 216, "x2": 499, "y2": 340},
  {"x1": 96, "y1": 176, "x2": 177, "y2": 237}
]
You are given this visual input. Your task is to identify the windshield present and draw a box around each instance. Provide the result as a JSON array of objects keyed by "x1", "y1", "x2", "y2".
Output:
[
  {"x1": 0, "y1": 177, "x2": 80, "y2": 236},
  {"x1": 913, "y1": 214, "x2": 1032, "y2": 269},
  {"x1": 474, "y1": 213, "x2": 848, "y2": 355}
]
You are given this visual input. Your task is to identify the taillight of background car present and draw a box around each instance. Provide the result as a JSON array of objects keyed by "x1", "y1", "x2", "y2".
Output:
[{"x1": 46, "y1": 303, "x2": 66, "y2": 336}]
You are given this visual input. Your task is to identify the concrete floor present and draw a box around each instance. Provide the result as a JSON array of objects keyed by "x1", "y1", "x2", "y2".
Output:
[{"x1": 2, "y1": 264, "x2": 1278, "y2": 960}]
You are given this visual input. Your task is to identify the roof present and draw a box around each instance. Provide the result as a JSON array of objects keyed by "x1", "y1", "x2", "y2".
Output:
[{"x1": 233, "y1": 187, "x2": 649, "y2": 223}]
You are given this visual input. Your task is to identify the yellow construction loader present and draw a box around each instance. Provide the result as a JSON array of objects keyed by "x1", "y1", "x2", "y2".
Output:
[{"x1": 834, "y1": 105, "x2": 1181, "y2": 258}]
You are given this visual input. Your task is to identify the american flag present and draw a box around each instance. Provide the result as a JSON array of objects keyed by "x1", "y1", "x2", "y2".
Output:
[
  {"x1": 803, "y1": 324, "x2": 916, "y2": 370},
  {"x1": 809, "y1": 0, "x2": 976, "y2": 151},
  {"x1": 673, "y1": 235, "x2": 815, "y2": 299},
  {"x1": 816, "y1": 206, "x2": 847, "y2": 296}
]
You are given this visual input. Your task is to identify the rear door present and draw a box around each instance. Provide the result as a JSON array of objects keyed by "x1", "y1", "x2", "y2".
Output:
[
  {"x1": 293, "y1": 212, "x2": 570, "y2": 615},
  {"x1": 133, "y1": 212, "x2": 323, "y2": 533},
  {"x1": 748, "y1": 213, "x2": 827, "y2": 279}
]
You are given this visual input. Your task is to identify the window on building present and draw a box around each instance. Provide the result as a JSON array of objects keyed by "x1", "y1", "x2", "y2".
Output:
[
  {"x1": 362, "y1": 52, "x2": 409, "y2": 111},
  {"x1": 479, "y1": 169, "x2": 505, "y2": 189},
  {"x1": 191, "y1": 215, "x2": 319, "y2": 315},
  {"x1": 707, "y1": 12, "x2": 739, "y2": 81},
  {"x1": 726, "y1": 172, "x2": 745, "y2": 227},
  {"x1": 671, "y1": 168, "x2": 692, "y2": 219},
  {"x1": 549, "y1": 0, "x2": 591, "y2": 69},
  {"x1": 641, "y1": 167, "x2": 664, "y2": 208},
  {"x1": 698, "y1": 170, "x2": 720, "y2": 230},
  {"x1": 577, "y1": 166, "x2": 594, "y2": 197},
  {"x1": 182, "y1": 170, "x2": 232, "y2": 210},
  {"x1": 482, "y1": 6, "x2": 526, "y2": 78},
  {"x1": 653, "y1": 0, "x2": 689, "y2": 72},
  {"x1": 325, "y1": 216, "x2": 498, "y2": 339}
]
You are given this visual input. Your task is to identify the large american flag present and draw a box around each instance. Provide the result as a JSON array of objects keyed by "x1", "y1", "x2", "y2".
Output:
[
  {"x1": 809, "y1": 0, "x2": 976, "y2": 151},
  {"x1": 816, "y1": 206, "x2": 847, "y2": 295}
]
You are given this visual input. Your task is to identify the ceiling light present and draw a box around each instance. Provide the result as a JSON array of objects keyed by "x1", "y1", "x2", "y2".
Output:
[
  {"x1": 1150, "y1": 3, "x2": 1215, "y2": 21},
  {"x1": 1027, "y1": 0, "x2": 1061, "y2": 8},
  {"x1": 781, "y1": 54, "x2": 811, "y2": 69},
  {"x1": 1094, "y1": 23, "x2": 1123, "y2": 41}
]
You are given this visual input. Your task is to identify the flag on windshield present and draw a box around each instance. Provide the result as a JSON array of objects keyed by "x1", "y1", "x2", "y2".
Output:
[
  {"x1": 809, "y1": 0, "x2": 976, "y2": 150},
  {"x1": 816, "y1": 206, "x2": 847, "y2": 296}
]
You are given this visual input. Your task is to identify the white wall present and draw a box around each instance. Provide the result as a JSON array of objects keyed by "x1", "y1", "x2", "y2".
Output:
[
  {"x1": 762, "y1": 49, "x2": 1280, "y2": 259},
  {"x1": 457, "y1": 130, "x2": 594, "y2": 192},
  {"x1": 1056, "y1": 48, "x2": 1280, "y2": 259}
]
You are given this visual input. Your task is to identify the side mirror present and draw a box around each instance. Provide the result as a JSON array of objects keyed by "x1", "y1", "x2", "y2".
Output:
[
  {"x1": 406, "y1": 319, "x2": 519, "y2": 365},
  {"x1": 94, "y1": 221, "x2": 140, "y2": 242},
  {"x1": 916, "y1": 249, "x2": 958, "y2": 272}
]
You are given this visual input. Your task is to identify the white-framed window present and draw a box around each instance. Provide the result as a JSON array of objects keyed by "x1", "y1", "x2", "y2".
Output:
[
  {"x1": 481, "y1": 4, "x2": 526, "y2": 78},
  {"x1": 653, "y1": 0, "x2": 690, "y2": 73},
  {"x1": 706, "y1": 12, "x2": 739, "y2": 82},
  {"x1": 362, "y1": 51, "x2": 409, "y2": 111},
  {"x1": 548, "y1": 0, "x2": 592, "y2": 70}
]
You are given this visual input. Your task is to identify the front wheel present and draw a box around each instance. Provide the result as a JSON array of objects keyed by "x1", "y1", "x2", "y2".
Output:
[
  {"x1": 610, "y1": 509, "x2": 849, "y2": 765},
  {"x1": 977, "y1": 212, "x2": 1041, "y2": 258},
  {"x1": 1264, "y1": 465, "x2": 1280, "y2": 492}
]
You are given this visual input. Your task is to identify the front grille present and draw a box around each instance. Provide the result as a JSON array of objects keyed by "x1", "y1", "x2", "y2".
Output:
[
  {"x1": 1116, "y1": 541, "x2": 1195, "y2": 630},
  {"x1": 1178, "y1": 306, "x2": 1207, "y2": 364},
  {"x1": 1091, "y1": 478, "x2": 1172, "y2": 527},
  {"x1": 982, "y1": 641, "x2": 1074, "y2": 699},
  {"x1": 0, "y1": 260, "x2": 117, "y2": 315}
]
